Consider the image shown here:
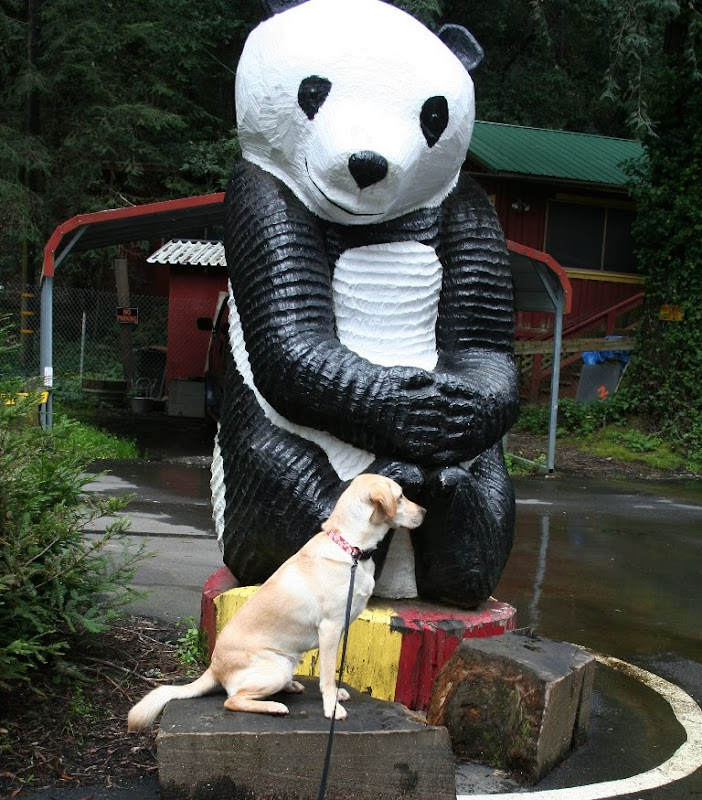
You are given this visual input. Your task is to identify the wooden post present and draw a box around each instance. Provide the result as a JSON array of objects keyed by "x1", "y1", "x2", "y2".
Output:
[{"x1": 114, "y1": 257, "x2": 136, "y2": 383}]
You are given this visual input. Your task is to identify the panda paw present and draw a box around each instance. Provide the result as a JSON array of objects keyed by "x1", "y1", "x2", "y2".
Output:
[
  {"x1": 367, "y1": 460, "x2": 425, "y2": 495},
  {"x1": 427, "y1": 465, "x2": 472, "y2": 495}
]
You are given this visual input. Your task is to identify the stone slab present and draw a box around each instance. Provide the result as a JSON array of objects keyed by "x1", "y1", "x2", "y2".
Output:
[
  {"x1": 157, "y1": 677, "x2": 456, "y2": 800},
  {"x1": 427, "y1": 629, "x2": 596, "y2": 783}
]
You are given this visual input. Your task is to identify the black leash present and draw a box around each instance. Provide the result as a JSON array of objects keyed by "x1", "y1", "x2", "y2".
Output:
[{"x1": 317, "y1": 558, "x2": 359, "y2": 800}]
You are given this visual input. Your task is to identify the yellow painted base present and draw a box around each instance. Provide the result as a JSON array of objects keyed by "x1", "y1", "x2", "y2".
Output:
[{"x1": 214, "y1": 586, "x2": 403, "y2": 701}]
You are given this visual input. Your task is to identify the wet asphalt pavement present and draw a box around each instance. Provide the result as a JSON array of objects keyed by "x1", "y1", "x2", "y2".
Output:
[{"x1": 28, "y1": 416, "x2": 702, "y2": 799}]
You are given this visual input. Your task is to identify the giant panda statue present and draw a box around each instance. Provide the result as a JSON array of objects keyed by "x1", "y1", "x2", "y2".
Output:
[{"x1": 211, "y1": 0, "x2": 519, "y2": 609}]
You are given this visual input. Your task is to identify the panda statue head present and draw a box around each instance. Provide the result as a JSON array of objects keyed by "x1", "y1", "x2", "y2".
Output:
[{"x1": 236, "y1": 0, "x2": 482, "y2": 225}]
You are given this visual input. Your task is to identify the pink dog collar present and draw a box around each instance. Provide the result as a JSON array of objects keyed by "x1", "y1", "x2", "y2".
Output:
[{"x1": 327, "y1": 530, "x2": 374, "y2": 562}]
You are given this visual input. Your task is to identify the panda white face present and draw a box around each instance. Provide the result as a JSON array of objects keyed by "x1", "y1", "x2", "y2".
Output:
[{"x1": 235, "y1": 0, "x2": 476, "y2": 225}]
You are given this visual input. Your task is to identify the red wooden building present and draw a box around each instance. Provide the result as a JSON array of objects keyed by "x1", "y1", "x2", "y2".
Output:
[{"x1": 467, "y1": 121, "x2": 644, "y2": 338}]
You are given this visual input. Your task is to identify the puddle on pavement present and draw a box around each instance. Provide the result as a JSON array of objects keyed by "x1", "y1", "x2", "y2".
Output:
[
  {"x1": 92, "y1": 460, "x2": 213, "y2": 502},
  {"x1": 497, "y1": 483, "x2": 702, "y2": 666}
]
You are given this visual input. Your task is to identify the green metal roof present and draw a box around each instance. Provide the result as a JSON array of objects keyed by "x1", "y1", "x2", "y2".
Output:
[{"x1": 468, "y1": 121, "x2": 643, "y2": 187}]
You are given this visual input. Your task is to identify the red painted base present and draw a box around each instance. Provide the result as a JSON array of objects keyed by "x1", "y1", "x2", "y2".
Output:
[
  {"x1": 389, "y1": 598, "x2": 517, "y2": 710},
  {"x1": 200, "y1": 566, "x2": 238, "y2": 656}
]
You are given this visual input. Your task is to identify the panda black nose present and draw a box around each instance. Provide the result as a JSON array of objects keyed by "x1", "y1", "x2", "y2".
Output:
[{"x1": 348, "y1": 151, "x2": 389, "y2": 189}]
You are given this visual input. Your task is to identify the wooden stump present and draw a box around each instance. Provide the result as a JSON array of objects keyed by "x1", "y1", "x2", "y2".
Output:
[{"x1": 427, "y1": 629, "x2": 596, "y2": 783}]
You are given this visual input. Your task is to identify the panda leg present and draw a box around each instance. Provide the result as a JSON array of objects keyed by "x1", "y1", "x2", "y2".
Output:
[
  {"x1": 215, "y1": 364, "x2": 344, "y2": 586},
  {"x1": 411, "y1": 444, "x2": 515, "y2": 609}
]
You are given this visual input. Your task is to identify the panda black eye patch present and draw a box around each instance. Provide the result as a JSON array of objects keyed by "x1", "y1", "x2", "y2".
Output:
[
  {"x1": 420, "y1": 96, "x2": 449, "y2": 147},
  {"x1": 298, "y1": 76, "x2": 332, "y2": 120}
]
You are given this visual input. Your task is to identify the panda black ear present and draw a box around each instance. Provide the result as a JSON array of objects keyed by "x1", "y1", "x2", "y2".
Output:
[
  {"x1": 261, "y1": 0, "x2": 308, "y2": 16},
  {"x1": 438, "y1": 24, "x2": 484, "y2": 72}
]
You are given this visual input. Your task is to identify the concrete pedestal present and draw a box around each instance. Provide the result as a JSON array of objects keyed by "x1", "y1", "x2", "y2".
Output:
[
  {"x1": 200, "y1": 567, "x2": 517, "y2": 712},
  {"x1": 157, "y1": 678, "x2": 455, "y2": 800}
]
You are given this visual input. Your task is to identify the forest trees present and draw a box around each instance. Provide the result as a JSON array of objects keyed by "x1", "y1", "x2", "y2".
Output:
[
  {"x1": 0, "y1": 0, "x2": 259, "y2": 282},
  {"x1": 621, "y1": 2, "x2": 702, "y2": 461},
  {"x1": 442, "y1": 0, "x2": 628, "y2": 136}
]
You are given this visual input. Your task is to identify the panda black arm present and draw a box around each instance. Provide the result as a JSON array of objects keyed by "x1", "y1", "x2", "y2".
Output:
[
  {"x1": 432, "y1": 174, "x2": 520, "y2": 454},
  {"x1": 224, "y1": 160, "x2": 478, "y2": 463}
]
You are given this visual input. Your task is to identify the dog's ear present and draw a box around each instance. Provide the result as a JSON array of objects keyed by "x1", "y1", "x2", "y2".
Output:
[{"x1": 369, "y1": 481, "x2": 397, "y2": 520}]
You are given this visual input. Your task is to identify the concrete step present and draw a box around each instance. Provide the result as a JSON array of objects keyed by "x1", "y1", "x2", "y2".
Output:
[{"x1": 157, "y1": 678, "x2": 456, "y2": 800}]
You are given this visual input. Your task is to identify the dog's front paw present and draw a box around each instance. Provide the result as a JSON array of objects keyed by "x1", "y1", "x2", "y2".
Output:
[
  {"x1": 268, "y1": 702, "x2": 290, "y2": 715},
  {"x1": 336, "y1": 688, "x2": 350, "y2": 702},
  {"x1": 325, "y1": 703, "x2": 348, "y2": 720}
]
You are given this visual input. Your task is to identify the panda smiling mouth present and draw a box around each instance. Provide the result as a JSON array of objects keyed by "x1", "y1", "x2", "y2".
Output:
[{"x1": 305, "y1": 161, "x2": 385, "y2": 218}]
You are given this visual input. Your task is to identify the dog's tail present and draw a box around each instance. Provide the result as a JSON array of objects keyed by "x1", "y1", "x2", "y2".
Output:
[{"x1": 128, "y1": 668, "x2": 219, "y2": 731}]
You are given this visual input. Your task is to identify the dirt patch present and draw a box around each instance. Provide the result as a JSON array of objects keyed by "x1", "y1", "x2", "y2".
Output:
[
  {"x1": 0, "y1": 616, "x2": 191, "y2": 798},
  {"x1": 507, "y1": 431, "x2": 686, "y2": 481}
]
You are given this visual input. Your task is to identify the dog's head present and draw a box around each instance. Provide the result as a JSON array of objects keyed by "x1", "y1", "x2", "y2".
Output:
[
  {"x1": 325, "y1": 474, "x2": 425, "y2": 549},
  {"x1": 364, "y1": 475, "x2": 425, "y2": 530}
]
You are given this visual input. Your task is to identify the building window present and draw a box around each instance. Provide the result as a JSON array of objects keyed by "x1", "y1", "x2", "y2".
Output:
[{"x1": 545, "y1": 201, "x2": 637, "y2": 273}]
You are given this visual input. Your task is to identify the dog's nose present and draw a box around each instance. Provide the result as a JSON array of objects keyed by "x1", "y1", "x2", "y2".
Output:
[{"x1": 348, "y1": 151, "x2": 389, "y2": 189}]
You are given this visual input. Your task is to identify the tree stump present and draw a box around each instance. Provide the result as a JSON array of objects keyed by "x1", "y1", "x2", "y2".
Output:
[{"x1": 427, "y1": 629, "x2": 596, "y2": 783}]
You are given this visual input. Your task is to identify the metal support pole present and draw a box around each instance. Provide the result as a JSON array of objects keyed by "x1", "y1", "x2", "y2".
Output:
[
  {"x1": 536, "y1": 265, "x2": 563, "y2": 474},
  {"x1": 39, "y1": 225, "x2": 87, "y2": 430},
  {"x1": 547, "y1": 299, "x2": 564, "y2": 473},
  {"x1": 79, "y1": 310, "x2": 87, "y2": 378},
  {"x1": 39, "y1": 275, "x2": 53, "y2": 429}
]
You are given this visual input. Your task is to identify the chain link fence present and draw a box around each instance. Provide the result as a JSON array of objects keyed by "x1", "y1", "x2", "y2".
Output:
[{"x1": 1, "y1": 282, "x2": 218, "y2": 413}]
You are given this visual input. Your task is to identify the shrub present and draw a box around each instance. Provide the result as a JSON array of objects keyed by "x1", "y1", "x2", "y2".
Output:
[
  {"x1": 0, "y1": 387, "x2": 146, "y2": 688},
  {"x1": 514, "y1": 402, "x2": 550, "y2": 435}
]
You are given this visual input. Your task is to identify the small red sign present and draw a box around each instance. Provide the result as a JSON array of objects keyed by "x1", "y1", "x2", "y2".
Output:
[{"x1": 117, "y1": 306, "x2": 138, "y2": 325}]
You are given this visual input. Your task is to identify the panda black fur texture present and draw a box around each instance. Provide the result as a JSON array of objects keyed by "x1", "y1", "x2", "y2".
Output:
[{"x1": 212, "y1": 0, "x2": 519, "y2": 609}]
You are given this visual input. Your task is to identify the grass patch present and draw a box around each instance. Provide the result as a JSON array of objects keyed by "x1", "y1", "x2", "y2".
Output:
[
  {"x1": 565, "y1": 424, "x2": 686, "y2": 472},
  {"x1": 175, "y1": 616, "x2": 209, "y2": 676},
  {"x1": 515, "y1": 399, "x2": 701, "y2": 474},
  {"x1": 505, "y1": 451, "x2": 547, "y2": 476},
  {"x1": 51, "y1": 413, "x2": 140, "y2": 461}
]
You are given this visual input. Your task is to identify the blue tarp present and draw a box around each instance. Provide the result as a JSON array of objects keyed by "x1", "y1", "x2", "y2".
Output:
[{"x1": 582, "y1": 336, "x2": 630, "y2": 365}]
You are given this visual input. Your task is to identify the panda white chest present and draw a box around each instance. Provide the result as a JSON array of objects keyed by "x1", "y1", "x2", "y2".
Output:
[{"x1": 332, "y1": 242, "x2": 442, "y2": 370}]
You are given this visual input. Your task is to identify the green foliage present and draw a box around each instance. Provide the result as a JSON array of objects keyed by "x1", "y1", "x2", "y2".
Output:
[
  {"x1": 62, "y1": 684, "x2": 100, "y2": 739},
  {"x1": 0, "y1": 385, "x2": 147, "y2": 688},
  {"x1": 175, "y1": 616, "x2": 209, "y2": 675},
  {"x1": 442, "y1": 0, "x2": 629, "y2": 135},
  {"x1": 514, "y1": 402, "x2": 551, "y2": 435},
  {"x1": 0, "y1": 0, "x2": 260, "y2": 282},
  {"x1": 580, "y1": 426, "x2": 685, "y2": 472},
  {"x1": 598, "y1": 0, "x2": 681, "y2": 135},
  {"x1": 395, "y1": 0, "x2": 442, "y2": 27},
  {"x1": 621, "y1": 4, "x2": 702, "y2": 466},
  {"x1": 50, "y1": 414, "x2": 140, "y2": 460},
  {"x1": 556, "y1": 396, "x2": 618, "y2": 436},
  {"x1": 504, "y1": 450, "x2": 547, "y2": 476},
  {"x1": 516, "y1": 397, "x2": 700, "y2": 473},
  {"x1": 515, "y1": 397, "x2": 629, "y2": 437}
]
